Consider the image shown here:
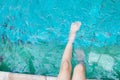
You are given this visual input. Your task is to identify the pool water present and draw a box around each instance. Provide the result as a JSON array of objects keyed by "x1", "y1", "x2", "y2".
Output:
[{"x1": 0, "y1": 0, "x2": 120, "y2": 79}]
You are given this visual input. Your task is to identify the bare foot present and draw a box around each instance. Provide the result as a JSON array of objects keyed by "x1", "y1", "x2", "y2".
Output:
[
  {"x1": 68, "y1": 21, "x2": 82, "y2": 43},
  {"x1": 70, "y1": 21, "x2": 81, "y2": 33}
]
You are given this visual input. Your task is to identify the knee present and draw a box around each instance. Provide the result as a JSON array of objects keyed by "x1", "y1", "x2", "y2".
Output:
[
  {"x1": 74, "y1": 64, "x2": 85, "y2": 72},
  {"x1": 61, "y1": 60, "x2": 71, "y2": 71}
]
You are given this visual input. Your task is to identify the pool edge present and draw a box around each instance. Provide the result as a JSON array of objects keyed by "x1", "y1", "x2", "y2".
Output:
[{"x1": 0, "y1": 71, "x2": 96, "y2": 80}]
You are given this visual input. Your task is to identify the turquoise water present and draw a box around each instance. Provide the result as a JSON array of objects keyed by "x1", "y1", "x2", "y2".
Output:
[{"x1": 0, "y1": 0, "x2": 120, "y2": 79}]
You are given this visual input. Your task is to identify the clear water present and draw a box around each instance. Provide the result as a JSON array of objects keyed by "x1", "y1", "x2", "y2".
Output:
[{"x1": 0, "y1": 0, "x2": 120, "y2": 79}]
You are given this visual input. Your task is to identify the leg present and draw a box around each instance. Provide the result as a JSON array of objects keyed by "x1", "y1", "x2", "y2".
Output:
[
  {"x1": 57, "y1": 21, "x2": 81, "y2": 80},
  {"x1": 72, "y1": 49, "x2": 86, "y2": 80},
  {"x1": 57, "y1": 42, "x2": 72, "y2": 80},
  {"x1": 72, "y1": 64, "x2": 86, "y2": 80}
]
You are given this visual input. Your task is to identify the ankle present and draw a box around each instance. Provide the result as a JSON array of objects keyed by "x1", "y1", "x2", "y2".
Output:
[{"x1": 68, "y1": 40, "x2": 74, "y2": 44}]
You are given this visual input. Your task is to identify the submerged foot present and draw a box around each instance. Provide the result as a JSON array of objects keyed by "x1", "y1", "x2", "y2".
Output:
[
  {"x1": 75, "y1": 49, "x2": 84, "y2": 64},
  {"x1": 68, "y1": 21, "x2": 82, "y2": 43}
]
